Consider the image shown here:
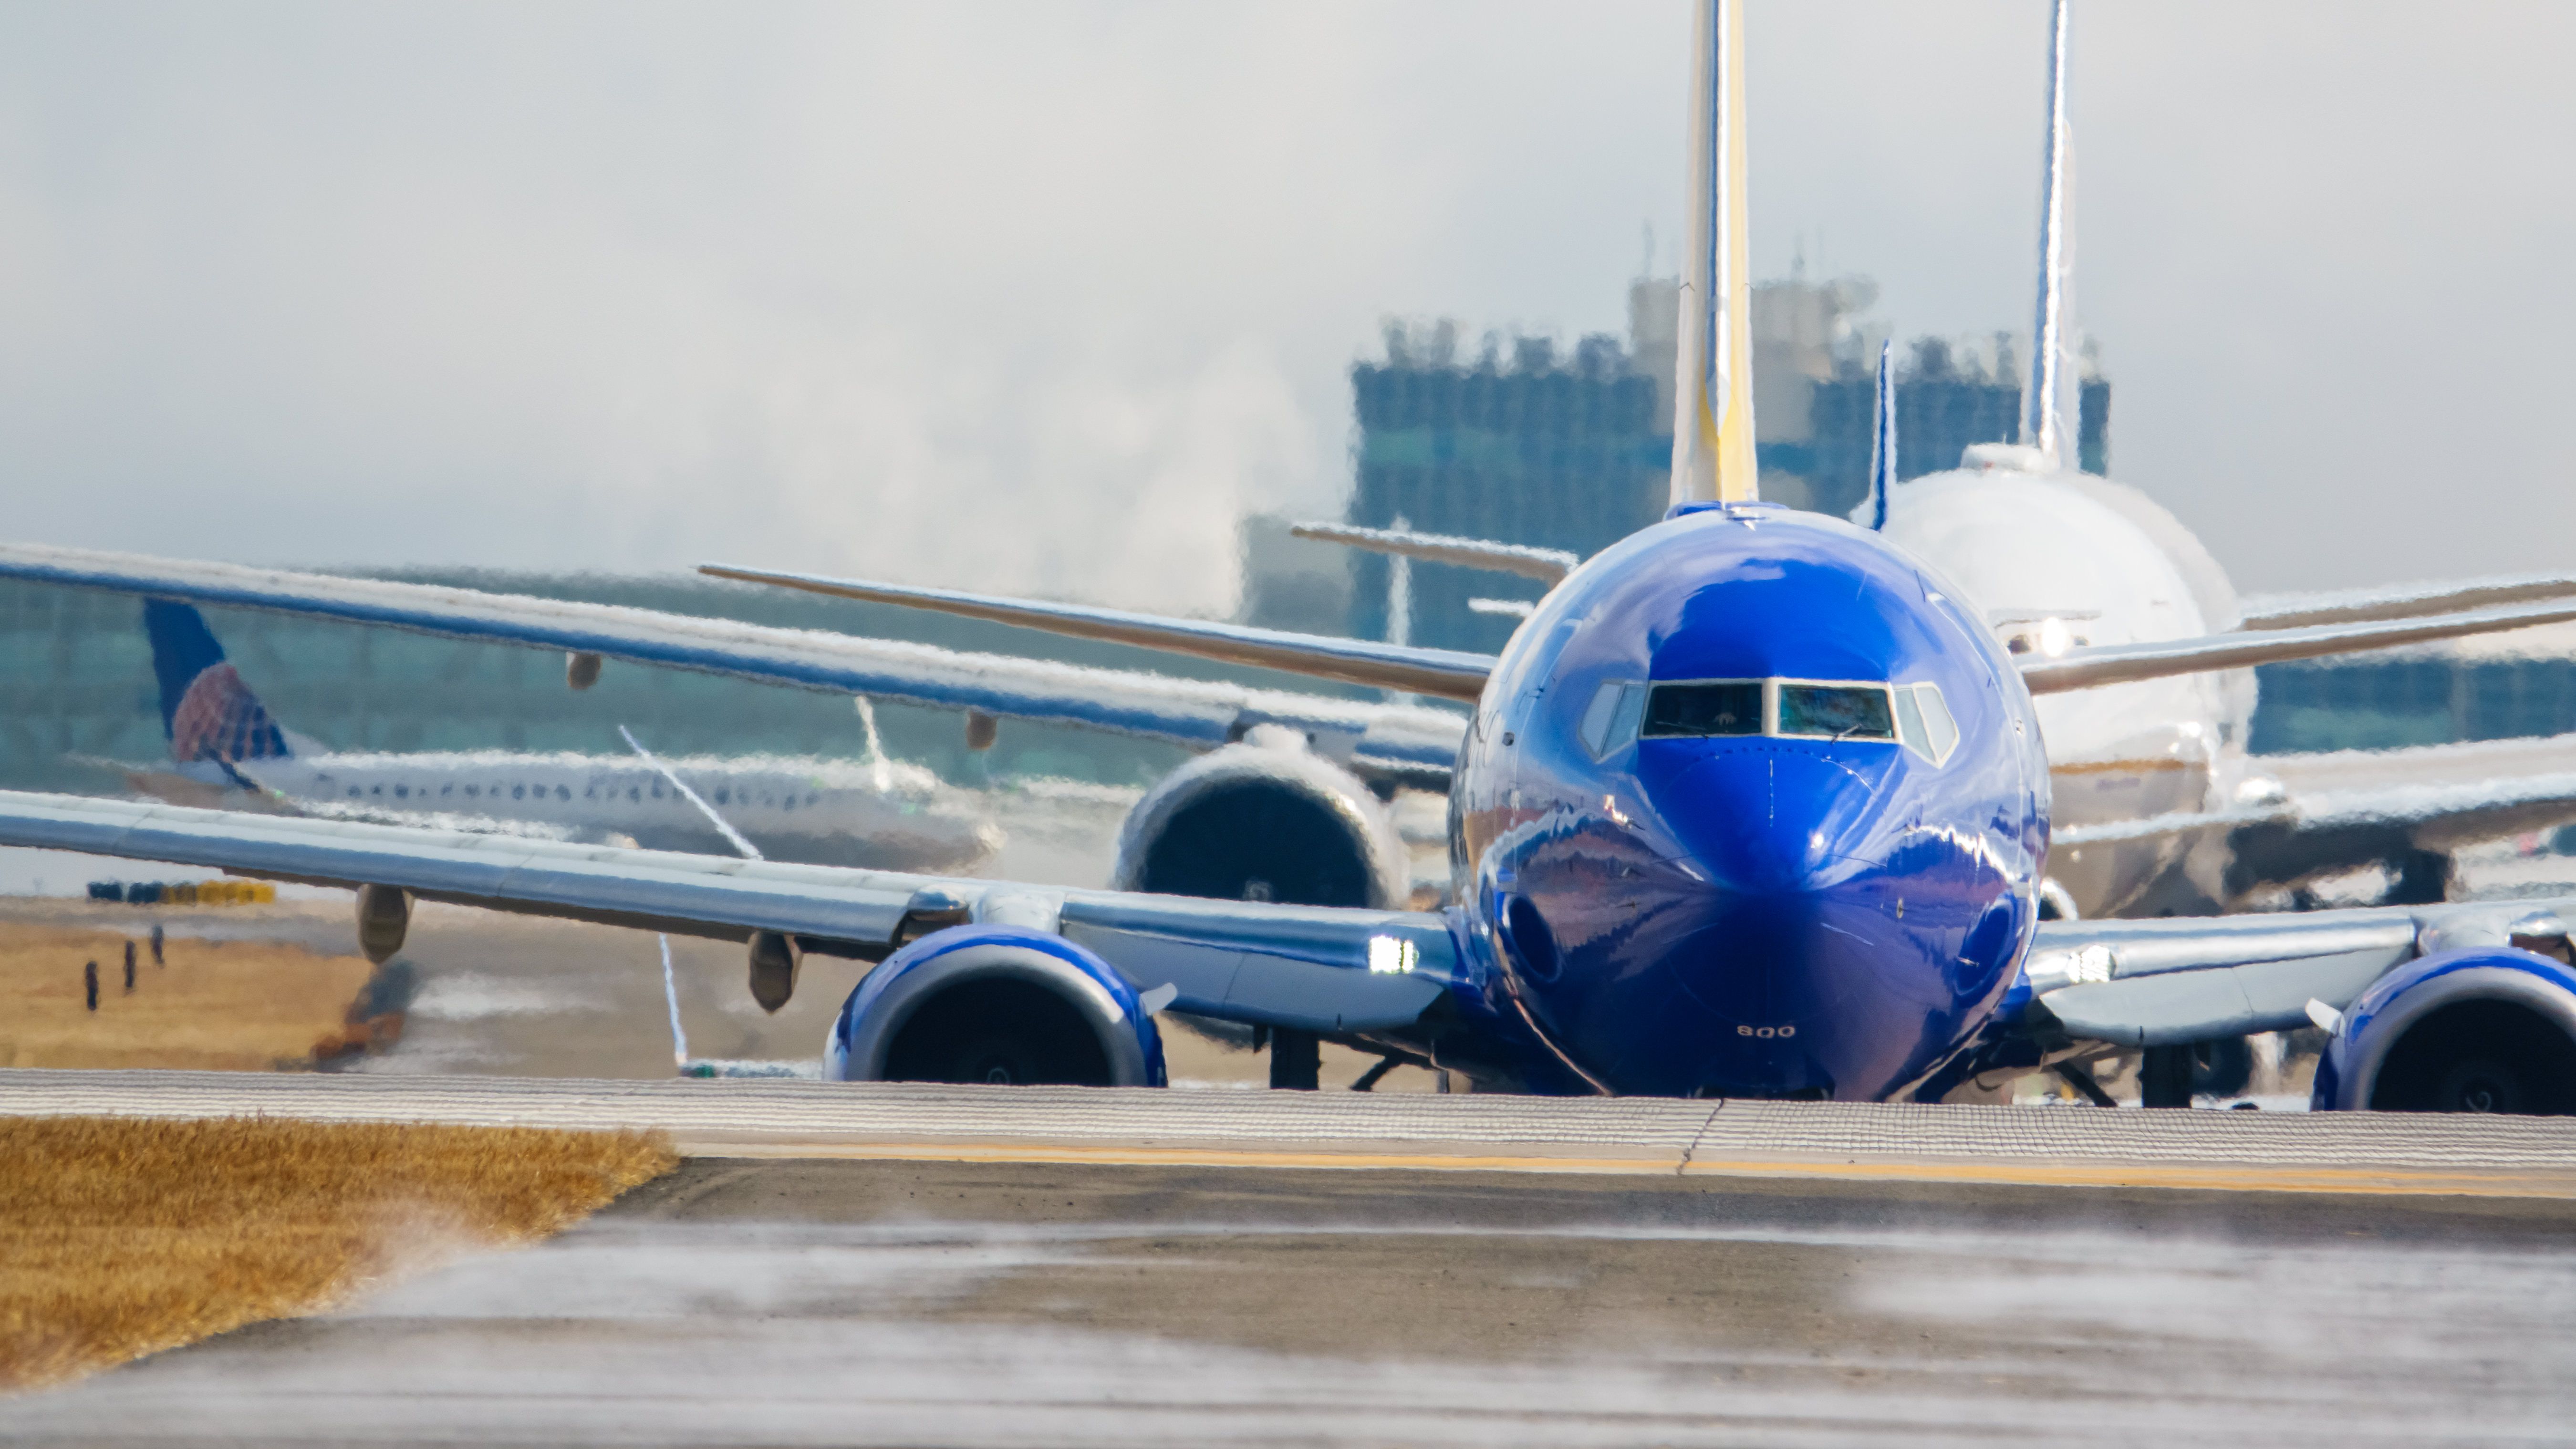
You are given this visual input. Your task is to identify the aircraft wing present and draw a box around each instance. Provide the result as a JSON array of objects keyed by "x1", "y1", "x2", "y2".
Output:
[
  {"x1": 2020, "y1": 595, "x2": 2576, "y2": 693},
  {"x1": 2223, "y1": 736, "x2": 2576, "y2": 897},
  {"x1": 2051, "y1": 735, "x2": 2576, "y2": 900},
  {"x1": 703, "y1": 562, "x2": 2576, "y2": 707},
  {"x1": 2012, "y1": 899, "x2": 2570, "y2": 1049},
  {"x1": 2018, "y1": 908, "x2": 2420, "y2": 1046},
  {"x1": 2240, "y1": 572, "x2": 2576, "y2": 631},
  {"x1": 0, "y1": 543, "x2": 1467, "y2": 787},
  {"x1": 0, "y1": 790, "x2": 1459, "y2": 1035},
  {"x1": 1283, "y1": 523, "x2": 1577, "y2": 584},
  {"x1": 698, "y1": 563, "x2": 1497, "y2": 701}
]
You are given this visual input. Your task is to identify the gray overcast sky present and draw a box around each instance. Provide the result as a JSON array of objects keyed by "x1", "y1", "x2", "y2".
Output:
[{"x1": 0, "y1": 1, "x2": 2567, "y2": 613}]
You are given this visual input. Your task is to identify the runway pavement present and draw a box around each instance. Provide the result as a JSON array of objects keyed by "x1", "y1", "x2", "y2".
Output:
[
  {"x1": 7, "y1": 1154, "x2": 2576, "y2": 1447},
  {"x1": 8, "y1": 1066, "x2": 2576, "y2": 1196}
]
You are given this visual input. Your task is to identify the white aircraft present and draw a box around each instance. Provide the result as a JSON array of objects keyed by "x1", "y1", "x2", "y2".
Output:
[
  {"x1": 1302, "y1": 0, "x2": 2576, "y2": 924},
  {"x1": 120, "y1": 598, "x2": 1000, "y2": 873}
]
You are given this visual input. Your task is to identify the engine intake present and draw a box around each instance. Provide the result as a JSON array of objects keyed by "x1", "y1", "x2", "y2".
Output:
[
  {"x1": 1111, "y1": 731, "x2": 1407, "y2": 910},
  {"x1": 827, "y1": 924, "x2": 1165, "y2": 1087},
  {"x1": 2313, "y1": 947, "x2": 2576, "y2": 1114}
]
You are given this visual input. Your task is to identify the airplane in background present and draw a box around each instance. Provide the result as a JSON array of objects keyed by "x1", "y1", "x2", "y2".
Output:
[
  {"x1": 1289, "y1": 0, "x2": 2576, "y2": 926},
  {"x1": 6, "y1": 0, "x2": 2576, "y2": 1113},
  {"x1": 112, "y1": 598, "x2": 1002, "y2": 874}
]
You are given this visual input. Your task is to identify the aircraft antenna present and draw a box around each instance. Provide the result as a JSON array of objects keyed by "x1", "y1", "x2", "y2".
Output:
[
  {"x1": 619, "y1": 724, "x2": 763, "y2": 860},
  {"x1": 1670, "y1": 0, "x2": 1758, "y2": 506},
  {"x1": 2022, "y1": 0, "x2": 2072, "y2": 466}
]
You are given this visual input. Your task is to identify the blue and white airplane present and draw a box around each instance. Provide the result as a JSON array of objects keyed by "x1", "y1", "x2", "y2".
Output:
[
  {"x1": 107, "y1": 599, "x2": 1001, "y2": 874},
  {"x1": 1301, "y1": 0, "x2": 2576, "y2": 931},
  {"x1": 3, "y1": 0, "x2": 2576, "y2": 1110}
]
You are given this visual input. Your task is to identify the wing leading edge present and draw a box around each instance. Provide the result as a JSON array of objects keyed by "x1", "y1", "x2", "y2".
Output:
[
  {"x1": 0, "y1": 790, "x2": 1459, "y2": 1036},
  {"x1": 697, "y1": 563, "x2": 1499, "y2": 702},
  {"x1": 706, "y1": 560, "x2": 2576, "y2": 705},
  {"x1": 0, "y1": 543, "x2": 1467, "y2": 787}
]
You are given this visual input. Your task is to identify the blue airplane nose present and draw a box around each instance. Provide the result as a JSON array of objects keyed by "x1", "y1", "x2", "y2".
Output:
[
  {"x1": 1639, "y1": 745, "x2": 1889, "y2": 892},
  {"x1": 1558, "y1": 743, "x2": 1905, "y2": 1098}
]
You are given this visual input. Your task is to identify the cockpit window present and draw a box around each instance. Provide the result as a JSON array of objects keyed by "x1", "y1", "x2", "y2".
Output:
[
  {"x1": 1777, "y1": 683, "x2": 1895, "y2": 741},
  {"x1": 1911, "y1": 682, "x2": 1959, "y2": 763},
  {"x1": 1642, "y1": 681, "x2": 1763, "y2": 739},
  {"x1": 1637, "y1": 677, "x2": 1958, "y2": 764},
  {"x1": 1578, "y1": 680, "x2": 1647, "y2": 758}
]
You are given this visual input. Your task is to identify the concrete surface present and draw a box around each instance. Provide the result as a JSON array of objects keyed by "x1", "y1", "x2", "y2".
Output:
[
  {"x1": 7, "y1": 1157, "x2": 2576, "y2": 1446},
  {"x1": 9, "y1": 1068, "x2": 2576, "y2": 1197}
]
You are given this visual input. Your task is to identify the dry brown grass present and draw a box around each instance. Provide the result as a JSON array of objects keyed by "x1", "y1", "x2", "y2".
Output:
[
  {"x1": 0, "y1": 925, "x2": 379, "y2": 1070},
  {"x1": 0, "y1": 1116, "x2": 677, "y2": 1392}
]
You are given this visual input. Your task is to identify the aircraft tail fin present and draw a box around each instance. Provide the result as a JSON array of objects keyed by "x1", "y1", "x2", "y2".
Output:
[
  {"x1": 143, "y1": 600, "x2": 291, "y2": 763},
  {"x1": 1670, "y1": 0, "x2": 1758, "y2": 507},
  {"x1": 2020, "y1": 0, "x2": 2072, "y2": 465},
  {"x1": 1849, "y1": 340, "x2": 1896, "y2": 530}
]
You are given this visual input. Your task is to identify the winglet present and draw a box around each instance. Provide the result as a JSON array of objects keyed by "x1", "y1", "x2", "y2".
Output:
[
  {"x1": 2021, "y1": 0, "x2": 2072, "y2": 465},
  {"x1": 1670, "y1": 0, "x2": 1757, "y2": 507}
]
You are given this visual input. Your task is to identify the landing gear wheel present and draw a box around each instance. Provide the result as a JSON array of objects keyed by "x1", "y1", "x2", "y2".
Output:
[
  {"x1": 2191, "y1": 1036, "x2": 2255, "y2": 1099},
  {"x1": 1269, "y1": 1028, "x2": 1320, "y2": 1090},
  {"x1": 2140, "y1": 1045, "x2": 2194, "y2": 1108}
]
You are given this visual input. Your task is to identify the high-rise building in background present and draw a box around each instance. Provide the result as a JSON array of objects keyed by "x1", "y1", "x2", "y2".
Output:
[
  {"x1": 1336, "y1": 321, "x2": 1669, "y2": 653},
  {"x1": 1277, "y1": 274, "x2": 2112, "y2": 654}
]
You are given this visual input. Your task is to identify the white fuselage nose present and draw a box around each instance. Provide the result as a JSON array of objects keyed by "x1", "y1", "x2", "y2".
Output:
[{"x1": 1882, "y1": 464, "x2": 2250, "y2": 916}]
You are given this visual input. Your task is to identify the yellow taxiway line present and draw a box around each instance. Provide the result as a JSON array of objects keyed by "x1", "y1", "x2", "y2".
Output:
[{"x1": 678, "y1": 1138, "x2": 2576, "y2": 1199}]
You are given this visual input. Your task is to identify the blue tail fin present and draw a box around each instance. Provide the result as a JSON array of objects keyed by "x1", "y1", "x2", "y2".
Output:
[
  {"x1": 143, "y1": 600, "x2": 291, "y2": 763},
  {"x1": 1851, "y1": 339, "x2": 1896, "y2": 530}
]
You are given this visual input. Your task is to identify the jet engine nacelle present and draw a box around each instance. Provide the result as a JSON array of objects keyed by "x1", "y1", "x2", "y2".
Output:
[
  {"x1": 825, "y1": 924, "x2": 1166, "y2": 1087},
  {"x1": 2313, "y1": 948, "x2": 2576, "y2": 1114},
  {"x1": 1110, "y1": 728, "x2": 1408, "y2": 910}
]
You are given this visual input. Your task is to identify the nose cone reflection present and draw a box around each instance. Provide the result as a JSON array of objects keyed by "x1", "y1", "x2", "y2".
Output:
[
  {"x1": 1553, "y1": 743, "x2": 1915, "y2": 1099},
  {"x1": 1641, "y1": 746, "x2": 1889, "y2": 891}
]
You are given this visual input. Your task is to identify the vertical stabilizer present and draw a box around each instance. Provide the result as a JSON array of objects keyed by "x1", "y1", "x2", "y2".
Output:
[
  {"x1": 2020, "y1": 0, "x2": 2072, "y2": 465},
  {"x1": 1670, "y1": 0, "x2": 1758, "y2": 506},
  {"x1": 1864, "y1": 340, "x2": 1896, "y2": 529},
  {"x1": 143, "y1": 600, "x2": 290, "y2": 763}
]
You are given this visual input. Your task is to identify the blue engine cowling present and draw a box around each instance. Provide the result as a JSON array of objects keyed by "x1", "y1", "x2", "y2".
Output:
[
  {"x1": 826, "y1": 924, "x2": 1167, "y2": 1087},
  {"x1": 2313, "y1": 948, "x2": 2576, "y2": 1114}
]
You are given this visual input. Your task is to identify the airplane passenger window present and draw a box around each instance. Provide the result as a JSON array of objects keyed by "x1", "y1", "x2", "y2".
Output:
[
  {"x1": 1777, "y1": 684, "x2": 1895, "y2": 741},
  {"x1": 512, "y1": 784, "x2": 525, "y2": 799},
  {"x1": 556, "y1": 785, "x2": 570, "y2": 800},
  {"x1": 1642, "y1": 681, "x2": 1762, "y2": 738},
  {"x1": 1913, "y1": 683, "x2": 1959, "y2": 763}
]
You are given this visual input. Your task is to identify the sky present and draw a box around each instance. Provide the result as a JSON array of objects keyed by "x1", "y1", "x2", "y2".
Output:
[{"x1": 0, "y1": 1, "x2": 2567, "y2": 614}]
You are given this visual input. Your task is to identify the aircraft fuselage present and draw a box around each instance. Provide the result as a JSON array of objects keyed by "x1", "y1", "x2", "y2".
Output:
[{"x1": 1449, "y1": 502, "x2": 2051, "y2": 1099}]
